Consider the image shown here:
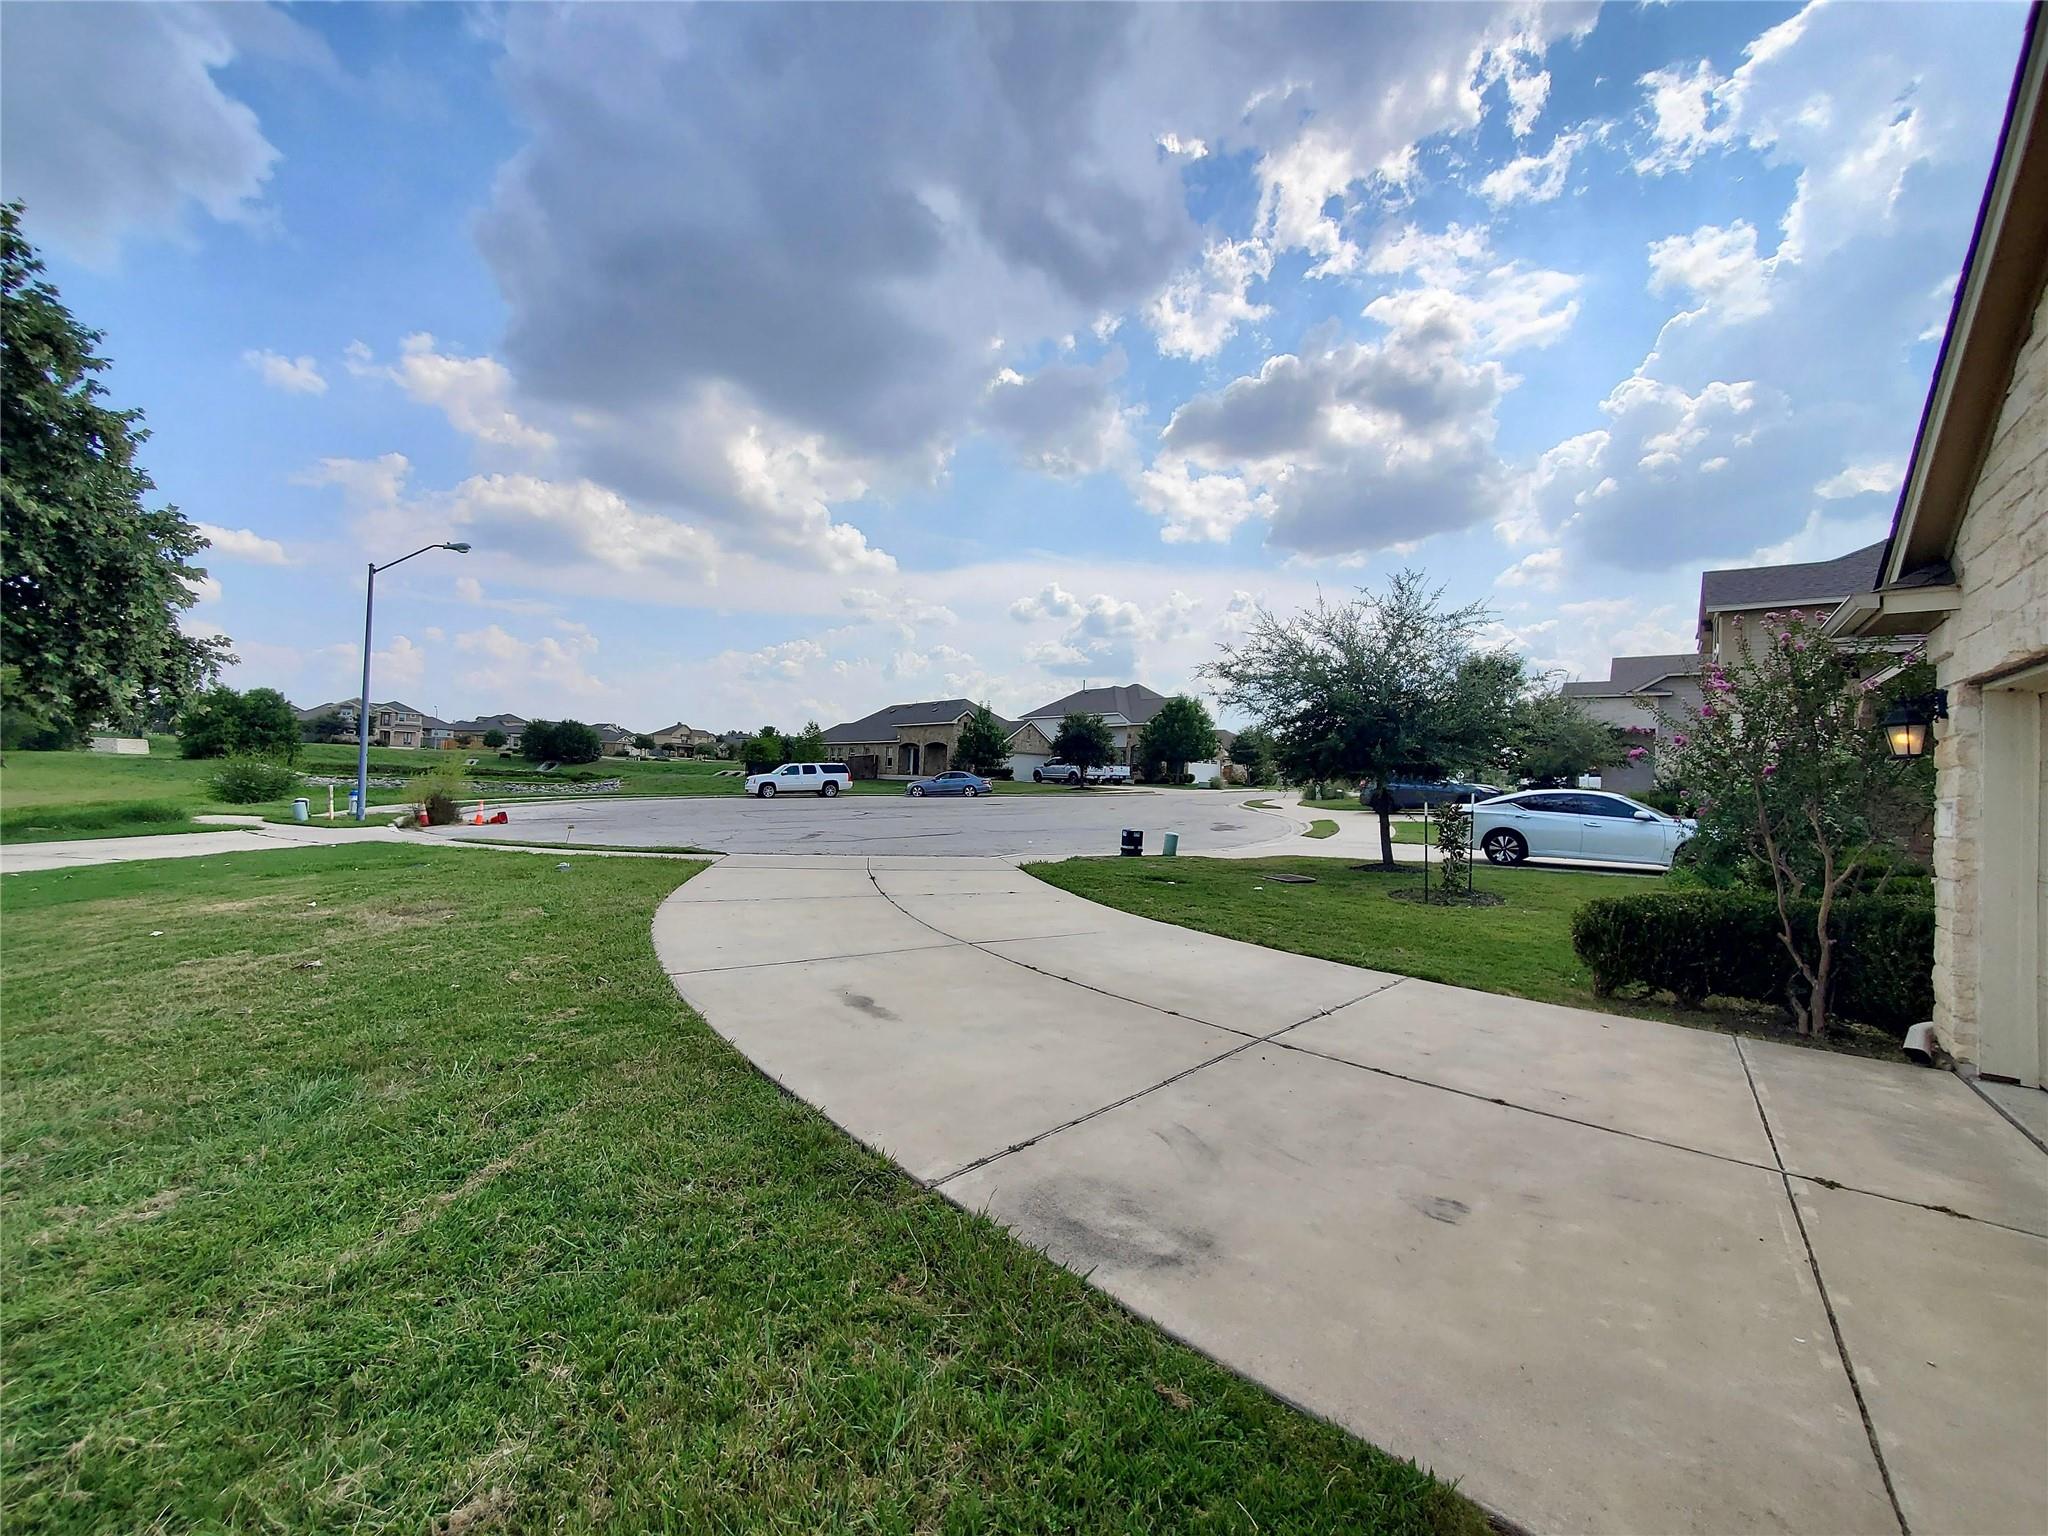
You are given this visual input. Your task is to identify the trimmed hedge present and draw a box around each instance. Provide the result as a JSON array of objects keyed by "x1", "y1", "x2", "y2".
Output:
[{"x1": 1571, "y1": 890, "x2": 1933, "y2": 1036}]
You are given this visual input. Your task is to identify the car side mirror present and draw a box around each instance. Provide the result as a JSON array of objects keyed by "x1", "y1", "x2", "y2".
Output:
[{"x1": 1633, "y1": 810, "x2": 1657, "y2": 821}]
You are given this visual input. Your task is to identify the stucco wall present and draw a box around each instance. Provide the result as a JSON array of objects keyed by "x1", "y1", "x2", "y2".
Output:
[{"x1": 1927, "y1": 284, "x2": 2048, "y2": 1073}]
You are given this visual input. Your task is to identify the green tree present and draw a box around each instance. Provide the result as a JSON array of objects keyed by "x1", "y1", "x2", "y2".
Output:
[
  {"x1": 1136, "y1": 694, "x2": 1216, "y2": 782},
  {"x1": 176, "y1": 686, "x2": 299, "y2": 762},
  {"x1": 739, "y1": 726, "x2": 788, "y2": 773},
  {"x1": 482, "y1": 728, "x2": 507, "y2": 749},
  {"x1": 2, "y1": 204, "x2": 229, "y2": 732},
  {"x1": 1228, "y1": 724, "x2": 1276, "y2": 785},
  {"x1": 306, "y1": 710, "x2": 350, "y2": 744},
  {"x1": 789, "y1": 720, "x2": 828, "y2": 761},
  {"x1": 632, "y1": 733, "x2": 657, "y2": 754},
  {"x1": 954, "y1": 704, "x2": 1011, "y2": 776},
  {"x1": 1052, "y1": 712, "x2": 1115, "y2": 786},
  {"x1": 1660, "y1": 611, "x2": 1933, "y2": 1038},
  {"x1": 522, "y1": 719, "x2": 603, "y2": 765},
  {"x1": 1501, "y1": 687, "x2": 1623, "y2": 787},
  {"x1": 1203, "y1": 572, "x2": 1524, "y2": 868}
]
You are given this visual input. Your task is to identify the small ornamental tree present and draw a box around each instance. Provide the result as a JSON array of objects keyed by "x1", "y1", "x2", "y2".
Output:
[
  {"x1": 1659, "y1": 610, "x2": 1934, "y2": 1038},
  {"x1": 482, "y1": 728, "x2": 507, "y2": 749},
  {"x1": 632, "y1": 733, "x2": 657, "y2": 754},
  {"x1": 789, "y1": 721, "x2": 829, "y2": 761},
  {"x1": 1433, "y1": 800, "x2": 1473, "y2": 900},
  {"x1": 1052, "y1": 712, "x2": 1115, "y2": 785},
  {"x1": 955, "y1": 704, "x2": 1010, "y2": 775},
  {"x1": 1136, "y1": 694, "x2": 1217, "y2": 782},
  {"x1": 1203, "y1": 572, "x2": 1524, "y2": 867},
  {"x1": 1229, "y1": 724, "x2": 1276, "y2": 785},
  {"x1": 738, "y1": 726, "x2": 788, "y2": 774}
]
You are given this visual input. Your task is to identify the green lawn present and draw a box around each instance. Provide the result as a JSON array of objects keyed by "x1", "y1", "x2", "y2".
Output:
[
  {"x1": 1, "y1": 745, "x2": 1081, "y2": 845},
  {"x1": 2, "y1": 846, "x2": 1483, "y2": 1534},
  {"x1": 1306, "y1": 818, "x2": 1340, "y2": 839},
  {"x1": 1028, "y1": 856, "x2": 1890, "y2": 1051}
]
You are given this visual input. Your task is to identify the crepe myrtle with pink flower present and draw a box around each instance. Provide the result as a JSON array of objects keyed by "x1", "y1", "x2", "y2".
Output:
[{"x1": 1657, "y1": 610, "x2": 1935, "y2": 1037}]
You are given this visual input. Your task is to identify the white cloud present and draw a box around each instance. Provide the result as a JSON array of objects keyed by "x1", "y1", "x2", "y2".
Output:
[
  {"x1": 1647, "y1": 221, "x2": 1774, "y2": 322},
  {"x1": 1157, "y1": 132, "x2": 1208, "y2": 159},
  {"x1": 373, "y1": 633, "x2": 429, "y2": 693},
  {"x1": 721, "y1": 638, "x2": 827, "y2": 680},
  {"x1": 1495, "y1": 546, "x2": 1564, "y2": 590},
  {"x1": 0, "y1": 5, "x2": 329, "y2": 264},
  {"x1": 1815, "y1": 460, "x2": 1903, "y2": 500},
  {"x1": 1477, "y1": 128, "x2": 1585, "y2": 205},
  {"x1": 1009, "y1": 583, "x2": 1084, "y2": 623},
  {"x1": 349, "y1": 334, "x2": 554, "y2": 453},
  {"x1": 455, "y1": 621, "x2": 611, "y2": 701},
  {"x1": 841, "y1": 588, "x2": 958, "y2": 627},
  {"x1": 195, "y1": 522, "x2": 291, "y2": 565},
  {"x1": 1147, "y1": 238, "x2": 1273, "y2": 360},
  {"x1": 241, "y1": 349, "x2": 326, "y2": 395},
  {"x1": 1132, "y1": 458, "x2": 1275, "y2": 544},
  {"x1": 981, "y1": 354, "x2": 1135, "y2": 477}
]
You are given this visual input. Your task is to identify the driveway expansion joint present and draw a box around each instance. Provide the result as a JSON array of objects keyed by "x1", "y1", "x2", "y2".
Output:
[{"x1": 1735, "y1": 1038, "x2": 1910, "y2": 1536}]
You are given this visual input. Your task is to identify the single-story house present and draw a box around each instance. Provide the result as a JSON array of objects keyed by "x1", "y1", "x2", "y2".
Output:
[
  {"x1": 824, "y1": 698, "x2": 984, "y2": 777},
  {"x1": 1561, "y1": 654, "x2": 1704, "y2": 793},
  {"x1": 1827, "y1": 16, "x2": 2046, "y2": 1089}
]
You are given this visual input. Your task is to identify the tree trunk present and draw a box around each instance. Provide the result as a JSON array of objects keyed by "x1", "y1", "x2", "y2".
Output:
[{"x1": 1372, "y1": 785, "x2": 1396, "y2": 870}]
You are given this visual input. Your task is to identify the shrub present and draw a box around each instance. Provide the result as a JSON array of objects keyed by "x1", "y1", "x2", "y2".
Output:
[
  {"x1": 415, "y1": 759, "x2": 469, "y2": 826},
  {"x1": 521, "y1": 719, "x2": 603, "y2": 765},
  {"x1": 1571, "y1": 890, "x2": 1932, "y2": 1035},
  {"x1": 207, "y1": 756, "x2": 302, "y2": 804}
]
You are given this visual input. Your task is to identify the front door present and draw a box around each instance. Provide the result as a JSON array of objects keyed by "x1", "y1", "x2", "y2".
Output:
[{"x1": 1978, "y1": 671, "x2": 2046, "y2": 1086}]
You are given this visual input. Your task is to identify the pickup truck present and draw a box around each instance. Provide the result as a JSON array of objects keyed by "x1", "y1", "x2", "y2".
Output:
[{"x1": 1032, "y1": 760, "x2": 1132, "y2": 785}]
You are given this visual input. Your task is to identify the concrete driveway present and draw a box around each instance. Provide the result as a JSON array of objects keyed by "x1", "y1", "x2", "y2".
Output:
[{"x1": 654, "y1": 854, "x2": 2048, "y2": 1535}]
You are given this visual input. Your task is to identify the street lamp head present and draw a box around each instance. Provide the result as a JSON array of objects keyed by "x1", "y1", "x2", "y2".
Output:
[{"x1": 443, "y1": 542, "x2": 472, "y2": 553}]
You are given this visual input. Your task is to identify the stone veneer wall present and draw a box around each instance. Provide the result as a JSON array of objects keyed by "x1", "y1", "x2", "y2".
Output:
[{"x1": 1928, "y1": 285, "x2": 2048, "y2": 1068}]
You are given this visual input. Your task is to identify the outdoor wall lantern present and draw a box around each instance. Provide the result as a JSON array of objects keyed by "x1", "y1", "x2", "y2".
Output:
[{"x1": 1880, "y1": 690, "x2": 1947, "y2": 760}]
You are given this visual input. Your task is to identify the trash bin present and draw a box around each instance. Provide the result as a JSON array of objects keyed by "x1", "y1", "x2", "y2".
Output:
[
  {"x1": 1162, "y1": 831, "x2": 1179, "y2": 857},
  {"x1": 292, "y1": 797, "x2": 309, "y2": 823},
  {"x1": 347, "y1": 788, "x2": 362, "y2": 818},
  {"x1": 1121, "y1": 828, "x2": 1143, "y2": 857}
]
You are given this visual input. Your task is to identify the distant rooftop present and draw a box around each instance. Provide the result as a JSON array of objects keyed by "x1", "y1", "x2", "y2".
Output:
[
  {"x1": 824, "y1": 698, "x2": 980, "y2": 743},
  {"x1": 1562, "y1": 653, "x2": 1703, "y2": 698},
  {"x1": 1022, "y1": 683, "x2": 1171, "y2": 724},
  {"x1": 1698, "y1": 541, "x2": 1888, "y2": 628}
]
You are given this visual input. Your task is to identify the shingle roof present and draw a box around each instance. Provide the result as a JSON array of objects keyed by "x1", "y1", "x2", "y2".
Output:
[
  {"x1": 823, "y1": 698, "x2": 979, "y2": 743},
  {"x1": 1697, "y1": 541, "x2": 1888, "y2": 623},
  {"x1": 1562, "y1": 653, "x2": 1702, "y2": 698},
  {"x1": 1021, "y1": 683, "x2": 1171, "y2": 724}
]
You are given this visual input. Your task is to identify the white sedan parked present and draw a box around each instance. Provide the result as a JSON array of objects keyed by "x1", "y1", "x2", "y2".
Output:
[{"x1": 1470, "y1": 790, "x2": 1695, "y2": 869}]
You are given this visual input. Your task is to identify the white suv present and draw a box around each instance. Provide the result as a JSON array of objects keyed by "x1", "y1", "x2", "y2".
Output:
[{"x1": 746, "y1": 762, "x2": 852, "y2": 798}]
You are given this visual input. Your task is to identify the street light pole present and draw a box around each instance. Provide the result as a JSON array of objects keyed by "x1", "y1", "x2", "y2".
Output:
[{"x1": 355, "y1": 541, "x2": 472, "y2": 821}]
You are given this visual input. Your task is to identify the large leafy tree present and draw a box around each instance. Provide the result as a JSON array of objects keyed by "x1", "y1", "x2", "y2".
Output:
[
  {"x1": 522, "y1": 718, "x2": 603, "y2": 765},
  {"x1": 1203, "y1": 571, "x2": 1524, "y2": 867},
  {"x1": 1052, "y1": 712, "x2": 1115, "y2": 785},
  {"x1": 1501, "y1": 687, "x2": 1622, "y2": 788},
  {"x1": 954, "y1": 704, "x2": 1011, "y2": 775},
  {"x1": 1136, "y1": 694, "x2": 1217, "y2": 782},
  {"x1": 1660, "y1": 611, "x2": 1933, "y2": 1038},
  {"x1": 1, "y1": 204, "x2": 229, "y2": 732},
  {"x1": 177, "y1": 686, "x2": 300, "y2": 762},
  {"x1": 788, "y1": 720, "x2": 829, "y2": 760}
]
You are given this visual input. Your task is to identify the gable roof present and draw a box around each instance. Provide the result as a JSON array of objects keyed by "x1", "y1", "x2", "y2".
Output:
[
  {"x1": 1697, "y1": 542, "x2": 1888, "y2": 630},
  {"x1": 1022, "y1": 683, "x2": 1171, "y2": 724},
  {"x1": 823, "y1": 698, "x2": 978, "y2": 743},
  {"x1": 1877, "y1": 5, "x2": 2047, "y2": 589},
  {"x1": 1562, "y1": 653, "x2": 1703, "y2": 699}
]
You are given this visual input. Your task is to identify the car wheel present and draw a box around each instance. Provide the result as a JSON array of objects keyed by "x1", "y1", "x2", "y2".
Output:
[
  {"x1": 1066, "y1": 772, "x2": 1081, "y2": 786},
  {"x1": 759, "y1": 783, "x2": 776, "y2": 798},
  {"x1": 821, "y1": 781, "x2": 839, "y2": 797},
  {"x1": 910, "y1": 785, "x2": 925, "y2": 797},
  {"x1": 964, "y1": 786, "x2": 979, "y2": 797},
  {"x1": 1032, "y1": 769, "x2": 1044, "y2": 783},
  {"x1": 1482, "y1": 829, "x2": 1526, "y2": 865}
]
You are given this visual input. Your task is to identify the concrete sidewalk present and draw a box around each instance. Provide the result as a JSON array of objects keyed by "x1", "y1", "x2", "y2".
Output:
[{"x1": 653, "y1": 855, "x2": 2048, "y2": 1535}]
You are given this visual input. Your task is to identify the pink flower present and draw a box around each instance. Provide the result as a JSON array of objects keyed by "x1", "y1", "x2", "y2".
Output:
[
  {"x1": 1627, "y1": 746, "x2": 1647, "y2": 762},
  {"x1": 1700, "y1": 704, "x2": 1717, "y2": 718},
  {"x1": 1671, "y1": 732, "x2": 1689, "y2": 748},
  {"x1": 1762, "y1": 762, "x2": 1778, "y2": 778}
]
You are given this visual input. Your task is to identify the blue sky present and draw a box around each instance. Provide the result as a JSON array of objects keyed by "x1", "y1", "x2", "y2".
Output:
[{"x1": 0, "y1": 1, "x2": 2028, "y2": 730}]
